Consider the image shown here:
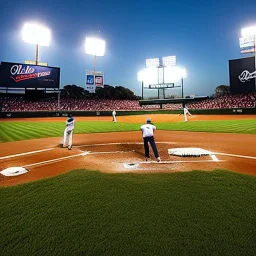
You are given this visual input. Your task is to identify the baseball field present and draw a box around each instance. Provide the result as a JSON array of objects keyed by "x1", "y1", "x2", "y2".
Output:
[{"x1": 0, "y1": 113, "x2": 256, "y2": 255}]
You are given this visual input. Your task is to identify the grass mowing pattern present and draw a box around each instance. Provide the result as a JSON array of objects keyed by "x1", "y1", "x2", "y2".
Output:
[
  {"x1": 0, "y1": 119, "x2": 256, "y2": 143},
  {"x1": 0, "y1": 170, "x2": 256, "y2": 256},
  {"x1": 157, "y1": 119, "x2": 256, "y2": 134}
]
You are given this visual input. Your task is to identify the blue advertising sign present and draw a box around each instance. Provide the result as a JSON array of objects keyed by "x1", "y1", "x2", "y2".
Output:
[
  {"x1": 0, "y1": 62, "x2": 60, "y2": 88},
  {"x1": 86, "y1": 75, "x2": 94, "y2": 85}
]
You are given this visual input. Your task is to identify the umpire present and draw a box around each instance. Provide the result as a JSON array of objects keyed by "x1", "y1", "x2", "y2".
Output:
[{"x1": 140, "y1": 118, "x2": 161, "y2": 162}]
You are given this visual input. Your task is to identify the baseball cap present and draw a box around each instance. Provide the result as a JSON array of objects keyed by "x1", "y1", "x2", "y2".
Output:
[{"x1": 146, "y1": 118, "x2": 152, "y2": 123}]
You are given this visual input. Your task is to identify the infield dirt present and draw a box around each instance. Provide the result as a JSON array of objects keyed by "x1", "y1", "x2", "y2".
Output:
[{"x1": 1, "y1": 114, "x2": 256, "y2": 186}]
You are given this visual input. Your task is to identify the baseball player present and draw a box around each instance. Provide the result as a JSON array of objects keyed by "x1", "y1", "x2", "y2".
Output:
[
  {"x1": 179, "y1": 104, "x2": 192, "y2": 122},
  {"x1": 183, "y1": 106, "x2": 192, "y2": 122},
  {"x1": 140, "y1": 118, "x2": 161, "y2": 162},
  {"x1": 112, "y1": 110, "x2": 117, "y2": 122},
  {"x1": 63, "y1": 113, "x2": 75, "y2": 150}
]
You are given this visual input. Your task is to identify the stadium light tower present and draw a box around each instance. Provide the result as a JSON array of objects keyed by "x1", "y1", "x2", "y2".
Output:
[
  {"x1": 21, "y1": 22, "x2": 51, "y2": 65},
  {"x1": 241, "y1": 25, "x2": 256, "y2": 89},
  {"x1": 85, "y1": 37, "x2": 106, "y2": 74},
  {"x1": 137, "y1": 70, "x2": 146, "y2": 99},
  {"x1": 181, "y1": 68, "x2": 187, "y2": 98}
]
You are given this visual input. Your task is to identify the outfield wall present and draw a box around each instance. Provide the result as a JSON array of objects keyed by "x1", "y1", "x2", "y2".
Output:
[{"x1": 0, "y1": 108, "x2": 256, "y2": 118}]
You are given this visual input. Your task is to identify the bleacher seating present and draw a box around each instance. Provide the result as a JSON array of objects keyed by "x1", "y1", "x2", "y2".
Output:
[{"x1": 0, "y1": 92, "x2": 255, "y2": 112}]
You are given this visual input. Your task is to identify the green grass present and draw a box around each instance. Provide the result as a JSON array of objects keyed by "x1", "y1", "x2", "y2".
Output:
[
  {"x1": 0, "y1": 119, "x2": 256, "y2": 143},
  {"x1": 157, "y1": 119, "x2": 256, "y2": 134},
  {"x1": 0, "y1": 170, "x2": 256, "y2": 256}
]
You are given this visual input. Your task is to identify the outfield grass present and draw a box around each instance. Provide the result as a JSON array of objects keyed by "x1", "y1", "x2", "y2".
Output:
[
  {"x1": 0, "y1": 119, "x2": 256, "y2": 142},
  {"x1": 0, "y1": 170, "x2": 256, "y2": 256}
]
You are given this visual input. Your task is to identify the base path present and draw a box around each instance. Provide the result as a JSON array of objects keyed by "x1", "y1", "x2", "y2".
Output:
[{"x1": 1, "y1": 130, "x2": 256, "y2": 187}]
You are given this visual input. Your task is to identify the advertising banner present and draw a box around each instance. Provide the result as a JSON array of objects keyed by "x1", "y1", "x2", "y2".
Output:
[
  {"x1": 85, "y1": 73, "x2": 95, "y2": 93},
  {"x1": 229, "y1": 57, "x2": 255, "y2": 93},
  {"x1": 85, "y1": 70, "x2": 104, "y2": 93},
  {"x1": 0, "y1": 62, "x2": 60, "y2": 88},
  {"x1": 240, "y1": 48, "x2": 255, "y2": 54},
  {"x1": 95, "y1": 75, "x2": 104, "y2": 87}
]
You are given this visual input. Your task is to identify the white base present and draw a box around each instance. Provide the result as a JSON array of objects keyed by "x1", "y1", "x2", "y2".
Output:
[
  {"x1": 168, "y1": 148, "x2": 212, "y2": 157},
  {"x1": 0, "y1": 167, "x2": 28, "y2": 176}
]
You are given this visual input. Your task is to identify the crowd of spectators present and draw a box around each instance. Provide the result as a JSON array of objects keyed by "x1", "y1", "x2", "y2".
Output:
[
  {"x1": 0, "y1": 92, "x2": 255, "y2": 112},
  {"x1": 0, "y1": 96, "x2": 144, "y2": 112},
  {"x1": 187, "y1": 92, "x2": 256, "y2": 110}
]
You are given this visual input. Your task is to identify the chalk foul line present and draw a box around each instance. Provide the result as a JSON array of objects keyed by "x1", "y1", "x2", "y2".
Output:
[
  {"x1": 213, "y1": 152, "x2": 256, "y2": 160},
  {"x1": 87, "y1": 150, "x2": 135, "y2": 155},
  {"x1": 0, "y1": 148, "x2": 55, "y2": 160},
  {"x1": 74, "y1": 142, "x2": 177, "y2": 148},
  {"x1": 22, "y1": 152, "x2": 89, "y2": 168},
  {"x1": 139, "y1": 160, "x2": 225, "y2": 164},
  {"x1": 210, "y1": 154, "x2": 219, "y2": 162}
]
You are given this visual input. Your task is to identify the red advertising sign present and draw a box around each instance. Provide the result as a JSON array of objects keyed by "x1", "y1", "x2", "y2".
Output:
[{"x1": 95, "y1": 75, "x2": 104, "y2": 87}]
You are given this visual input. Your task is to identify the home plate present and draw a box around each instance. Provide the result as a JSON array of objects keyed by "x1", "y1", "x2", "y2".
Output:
[
  {"x1": 124, "y1": 163, "x2": 139, "y2": 169},
  {"x1": 0, "y1": 167, "x2": 28, "y2": 176}
]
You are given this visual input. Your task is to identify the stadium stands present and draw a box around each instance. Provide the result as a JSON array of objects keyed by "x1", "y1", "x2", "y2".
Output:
[
  {"x1": 0, "y1": 97, "x2": 143, "y2": 111},
  {"x1": 187, "y1": 92, "x2": 256, "y2": 110},
  {"x1": 0, "y1": 92, "x2": 255, "y2": 112}
]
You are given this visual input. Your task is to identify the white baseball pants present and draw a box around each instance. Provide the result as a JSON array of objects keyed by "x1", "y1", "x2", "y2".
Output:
[{"x1": 63, "y1": 128, "x2": 73, "y2": 147}]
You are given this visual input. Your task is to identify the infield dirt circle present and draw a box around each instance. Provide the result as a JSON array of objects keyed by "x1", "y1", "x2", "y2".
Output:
[{"x1": 1, "y1": 114, "x2": 256, "y2": 186}]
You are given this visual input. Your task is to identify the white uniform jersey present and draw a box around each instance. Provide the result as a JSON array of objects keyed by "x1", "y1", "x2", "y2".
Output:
[
  {"x1": 112, "y1": 111, "x2": 116, "y2": 116},
  {"x1": 140, "y1": 123, "x2": 156, "y2": 138},
  {"x1": 66, "y1": 118, "x2": 75, "y2": 132}
]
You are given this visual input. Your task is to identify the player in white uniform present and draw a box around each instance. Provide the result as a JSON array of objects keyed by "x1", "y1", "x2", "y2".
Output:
[
  {"x1": 63, "y1": 113, "x2": 75, "y2": 150},
  {"x1": 183, "y1": 106, "x2": 192, "y2": 122},
  {"x1": 112, "y1": 110, "x2": 117, "y2": 122},
  {"x1": 140, "y1": 118, "x2": 161, "y2": 162}
]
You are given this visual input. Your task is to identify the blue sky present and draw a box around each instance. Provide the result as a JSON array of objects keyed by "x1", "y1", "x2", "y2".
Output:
[{"x1": 0, "y1": 0, "x2": 255, "y2": 96}]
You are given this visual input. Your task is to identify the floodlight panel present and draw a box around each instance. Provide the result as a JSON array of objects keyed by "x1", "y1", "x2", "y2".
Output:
[
  {"x1": 22, "y1": 23, "x2": 51, "y2": 46},
  {"x1": 241, "y1": 26, "x2": 256, "y2": 37},
  {"x1": 137, "y1": 70, "x2": 145, "y2": 82},
  {"x1": 162, "y1": 56, "x2": 176, "y2": 66},
  {"x1": 182, "y1": 68, "x2": 187, "y2": 78},
  {"x1": 164, "y1": 66, "x2": 186, "y2": 83},
  {"x1": 85, "y1": 37, "x2": 105, "y2": 56},
  {"x1": 143, "y1": 68, "x2": 158, "y2": 86},
  {"x1": 146, "y1": 58, "x2": 160, "y2": 68}
]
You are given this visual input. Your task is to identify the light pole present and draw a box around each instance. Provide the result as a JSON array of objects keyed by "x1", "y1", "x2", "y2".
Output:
[
  {"x1": 181, "y1": 68, "x2": 187, "y2": 98},
  {"x1": 137, "y1": 70, "x2": 145, "y2": 100},
  {"x1": 21, "y1": 22, "x2": 51, "y2": 65},
  {"x1": 181, "y1": 76, "x2": 184, "y2": 98},
  {"x1": 85, "y1": 37, "x2": 106, "y2": 74},
  {"x1": 241, "y1": 25, "x2": 256, "y2": 90},
  {"x1": 141, "y1": 81, "x2": 144, "y2": 99}
]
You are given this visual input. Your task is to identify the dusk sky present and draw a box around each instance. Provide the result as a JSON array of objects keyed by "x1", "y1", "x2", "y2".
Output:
[{"x1": 0, "y1": 0, "x2": 255, "y2": 96}]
